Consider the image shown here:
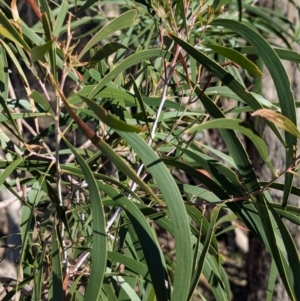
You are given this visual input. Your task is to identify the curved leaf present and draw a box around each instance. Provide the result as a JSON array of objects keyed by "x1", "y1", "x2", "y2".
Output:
[
  {"x1": 63, "y1": 138, "x2": 107, "y2": 301},
  {"x1": 115, "y1": 130, "x2": 193, "y2": 301},
  {"x1": 78, "y1": 95, "x2": 142, "y2": 132},
  {"x1": 186, "y1": 118, "x2": 274, "y2": 174},
  {"x1": 212, "y1": 19, "x2": 297, "y2": 208},
  {"x1": 203, "y1": 42, "x2": 263, "y2": 76},
  {"x1": 78, "y1": 10, "x2": 137, "y2": 60},
  {"x1": 88, "y1": 49, "x2": 171, "y2": 99}
]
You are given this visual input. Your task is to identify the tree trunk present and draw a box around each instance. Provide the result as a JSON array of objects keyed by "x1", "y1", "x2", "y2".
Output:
[{"x1": 247, "y1": 1, "x2": 300, "y2": 300}]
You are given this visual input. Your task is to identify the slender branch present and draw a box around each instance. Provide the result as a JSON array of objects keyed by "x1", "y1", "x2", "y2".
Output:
[{"x1": 24, "y1": 0, "x2": 42, "y2": 21}]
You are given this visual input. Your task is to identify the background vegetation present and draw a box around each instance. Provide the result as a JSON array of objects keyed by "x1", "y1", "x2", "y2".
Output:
[{"x1": 0, "y1": 0, "x2": 299, "y2": 300}]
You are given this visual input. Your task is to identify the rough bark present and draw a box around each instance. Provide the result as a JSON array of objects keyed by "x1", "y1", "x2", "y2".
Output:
[{"x1": 247, "y1": 1, "x2": 300, "y2": 300}]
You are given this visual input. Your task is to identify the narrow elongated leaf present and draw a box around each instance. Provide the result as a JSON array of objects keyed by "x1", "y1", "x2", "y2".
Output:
[
  {"x1": 63, "y1": 138, "x2": 107, "y2": 301},
  {"x1": 194, "y1": 141, "x2": 237, "y2": 168},
  {"x1": 107, "y1": 252, "x2": 150, "y2": 281},
  {"x1": 78, "y1": 95, "x2": 142, "y2": 132},
  {"x1": 115, "y1": 131, "x2": 193, "y2": 301},
  {"x1": 50, "y1": 222, "x2": 64, "y2": 301},
  {"x1": 31, "y1": 39, "x2": 54, "y2": 62},
  {"x1": 0, "y1": 11, "x2": 30, "y2": 51},
  {"x1": 29, "y1": 90, "x2": 54, "y2": 115},
  {"x1": 40, "y1": 0, "x2": 54, "y2": 25},
  {"x1": 269, "y1": 204, "x2": 300, "y2": 300},
  {"x1": 78, "y1": 10, "x2": 137, "y2": 60},
  {"x1": 254, "y1": 193, "x2": 297, "y2": 301},
  {"x1": 76, "y1": 0, "x2": 100, "y2": 15},
  {"x1": 237, "y1": 46, "x2": 300, "y2": 64},
  {"x1": 89, "y1": 42, "x2": 132, "y2": 66},
  {"x1": 0, "y1": 44, "x2": 8, "y2": 101},
  {"x1": 163, "y1": 158, "x2": 229, "y2": 200},
  {"x1": 88, "y1": 49, "x2": 171, "y2": 99},
  {"x1": 212, "y1": 19, "x2": 297, "y2": 208},
  {"x1": 129, "y1": 74, "x2": 151, "y2": 134},
  {"x1": 33, "y1": 245, "x2": 46, "y2": 300},
  {"x1": 244, "y1": 4, "x2": 295, "y2": 42},
  {"x1": 266, "y1": 261, "x2": 277, "y2": 301},
  {"x1": 177, "y1": 146, "x2": 245, "y2": 196},
  {"x1": 252, "y1": 109, "x2": 300, "y2": 139},
  {"x1": 1, "y1": 41, "x2": 30, "y2": 88},
  {"x1": 203, "y1": 43, "x2": 262, "y2": 76},
  {"x1": 41, "y1": 13, "x2": 57, "y2": 79},
  {"x1": 100, "y1": 183, "x2": 169, "y2": 301},
  {"x1": 53, "y1": 0, "x2": 68, "y2": 37},
  {"x1": 0, "y1": 157, "x2": 24, "y2": 186},
  {"x1": 188, "y1": 205, "x2": 225, "y2": 301},
  {"x1": 102, "y1": 278, "x2": 118, "y2": 301},
  {"x1": 186, "y1": 118, "x2": 274, "y2": 174},
  {"x1": 0, "y1": 112, "x2": 50, "y2": 123},
  {"x1": 0, "y1": 111, "x2": 22, "y2": 143},
  {"x1": 98, "y1": 139, "x2": 164, "y2": 206}
]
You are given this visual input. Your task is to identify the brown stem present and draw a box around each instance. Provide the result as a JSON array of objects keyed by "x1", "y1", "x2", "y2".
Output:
[{"x1": 24, "y1": 0, "x2": 42, "y2": 21}]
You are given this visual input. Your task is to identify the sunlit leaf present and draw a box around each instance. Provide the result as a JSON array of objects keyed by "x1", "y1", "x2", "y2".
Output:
[
  {"x1": 203, "y1": 43, "x2": 263, "y2": 76},
  {"x1": 78, "y1": 10, "x2": 137, "y2": 60},
  {"x1": 31, "y1": 39, "x2": 54, "y2": 62},
  {"x1": 252, "y1": 109, "x2": 300, "y2": 139}
]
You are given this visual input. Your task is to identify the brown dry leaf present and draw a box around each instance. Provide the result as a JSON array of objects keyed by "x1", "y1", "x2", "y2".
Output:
[{"x1": 252, "y1": 109, "x2": 300, "y2": 139}]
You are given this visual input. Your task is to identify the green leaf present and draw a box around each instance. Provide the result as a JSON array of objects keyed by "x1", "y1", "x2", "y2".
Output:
[
  {"x1": 115, "y1": 131, "x2": 193, "y2": 301},
  {"x1": 0, "y1": 44, "x2": 8, "y2": 101},
  {"x1": 29, "y1": 90, "x2": 55, "y2": 116},
  {"x1": 266, "y1": 261, "x2": 277, "y2": 301},
  {"x1": 40, "y1": 0, "x2": 55, "y2": 25},
  {"x1": 186, "y1": 118, "x2": 274, "y2": 174},
  {"x1": 89, "y1": 42, "x2": 132, "y2": 66},
  {"x1": 1, "y1": 41, "x2": 30, "y2": 88},
  {"x1": 107, "y1": 252, "x2": 150, "y2": 281},
  {"x1": 177, "y1": 146, "x2": 245, "y2": 196},
  {"x1": 41, "y1": 13, "x2": 57, "y2": 79},
  {"x1": 188, "y1": 205, "x2": 225, "y2": 301},
  {"x1": 88, "y1": 49, "x2": 171, "y2": 99},
  {"x1": 78, "y1": 95, "x2": 142, "y2": 132},
  {"x1": 75, "y1": 0, "x2": 100, "y2": 15},
  {"x1": 100, "y1": 184, "x2": 169, "y2": 301},
  {"x1": 53, "y1": 0, "x2": 68, "y2": 37},
  {"x1": 0, "y1": 11, "x2": 30, "y2": 51},
  {"x1": 269, "y1": 204, "x2": 300, "y2": 300},
  {"x1": 163, "y1": 158, "x2": 229, "y2": 200},
  {"x1": 203, "y1": 43, "x2": 262, "y2": 76},
  {"x1": 78, "y1": 10, "x2": 137, "y2": 60},
  {"x1": 0, "y1": 157, "x2": 24, "y2": 186},
  {"x1": 63, "y1": 138, "x2": 107, "y2": 301},
  {"x1": 129, "y1": 73, "x2": 151, "y2": 134},
  {"x1": 50, "y1": 222, "x2": 64, "y2": 301},
  {"x1": 237, "y1": 46, "x2": 300, "y2": 64},
  {"x1": 31, "y1": 39, "x2": 54, "y2": 62},
  {"x1": 211, "y1": 19, "x2": 297, "y2": 208},
  {"x1": 0, "y1": 112, "x2": 50, "y2": 123},
  {"x1": 255, "y1": 193, "x2": 298, "y2": 301},
  {"x1": 244, "y1": 4, "x2": 295, "y2": 43}
]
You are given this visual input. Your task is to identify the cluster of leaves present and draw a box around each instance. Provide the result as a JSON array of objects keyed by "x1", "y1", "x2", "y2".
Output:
[{"x1": 0, "y1": 0, "x2": 299, "y2": 300}]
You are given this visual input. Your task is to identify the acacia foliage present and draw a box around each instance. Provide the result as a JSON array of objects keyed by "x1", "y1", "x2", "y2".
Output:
[{"x1": 0, "y1": 0, "x2": 299, "y2": 300}]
